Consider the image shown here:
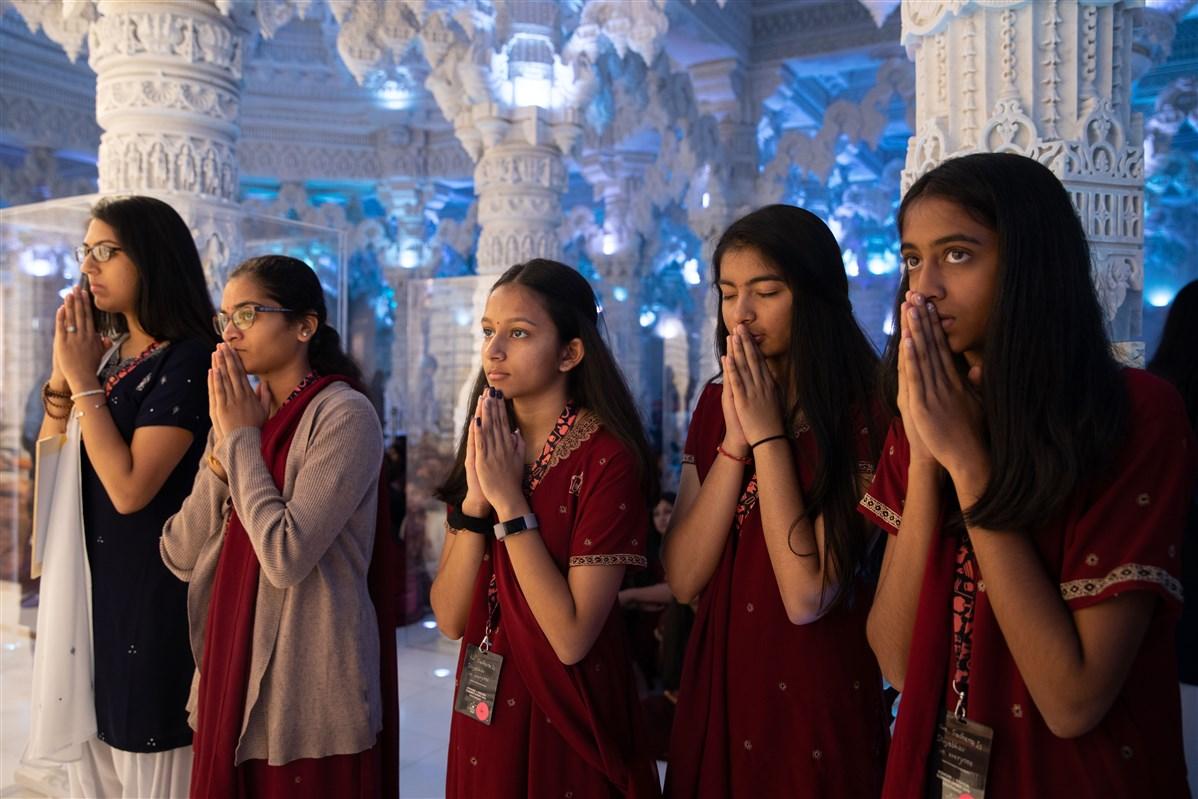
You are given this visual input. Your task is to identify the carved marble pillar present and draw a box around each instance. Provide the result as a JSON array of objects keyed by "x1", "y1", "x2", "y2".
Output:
[
  {"x1": 471, "y1": 107, "x2": 572, "y2": 274},
  {"x1": 90, "y1": 0, "x2": 245, "y2": 286},
  {"x1": 901, "y1": 0, "x2": 1148, "y2": 358},
  {"x1": 8, "y1": 0, "x2": 249, "y2": 286},
  {"x1": 687, "y1": 58, "x2": 759, "y2": 386},
  {"x1": 579, "y1": 148, "x2": 651, "y2": 401}
]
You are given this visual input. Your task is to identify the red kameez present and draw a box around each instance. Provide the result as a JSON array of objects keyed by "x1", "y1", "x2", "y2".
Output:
[
  {"x1": 446, "y1": 407, "x2": 662, "y2": 799},
  {"x1": 859, "y1": 369, "x2": 1195, "y2": 798},
  {"x1": 666, "y1": 383, "x2": 890, "y2": 798}
]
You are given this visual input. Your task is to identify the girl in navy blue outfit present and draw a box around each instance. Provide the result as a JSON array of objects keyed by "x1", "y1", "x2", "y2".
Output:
[{"x1": 37, "y1": 196, "x2": 218, "y2": 798}]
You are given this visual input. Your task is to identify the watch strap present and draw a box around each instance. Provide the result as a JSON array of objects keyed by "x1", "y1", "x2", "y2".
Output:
[{"x1": 494, "y1": 513, "x2": 539, "y2": 541}]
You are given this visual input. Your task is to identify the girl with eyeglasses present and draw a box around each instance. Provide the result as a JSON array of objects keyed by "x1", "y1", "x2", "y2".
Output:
[
  {"x1": 33, "y1": 196, "x2": 217, "y2": 797},
  {"x1": 161, "y1": 254, "x2": 395, "y2": 798},
  {"x1": 863, "y1": 153, "x2": 1195, "y2": 797},
  {"x1": 432, "y1": 259, "x2": 662, "y2": 798}
]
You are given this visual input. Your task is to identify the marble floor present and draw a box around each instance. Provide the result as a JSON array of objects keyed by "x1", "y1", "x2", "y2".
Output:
[{"x1": 0, "y1": 580, "x2": 459, "y2": 798}]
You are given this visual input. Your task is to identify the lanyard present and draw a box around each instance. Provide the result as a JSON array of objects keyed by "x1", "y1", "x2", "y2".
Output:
[
  {"x1": 950, "y1": 532, "x2": 980, "y2": 721},
  {"x1": 480, "y1": 574, "x2": 500, "y2": 653}
]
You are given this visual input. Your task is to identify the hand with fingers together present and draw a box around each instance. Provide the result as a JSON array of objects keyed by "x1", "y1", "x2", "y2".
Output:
[
  {"x1": 56, "y1": 285, "x2": 109, "y2": 393},
  {"x1": 897, "y1": 290, "x2": 937, "y2": 467},
  {"x1": 725, "y1": 324, "x2": 786, "y2": 449},
  {"x1": 473, "y1": 390, "x2": 527, "y2": 515},
  {"x1": 718, "y1": 344, "x2": 751, "y2": 459},
  {"x1": 901, "y1": 293, "x2": 986, "y2": 476},
  {"x1": 461, "y1": 394, "x2": 493, "y2": 517},
  {"x1": 209, "y1": 343, "x2": 270, "y2": 435}
]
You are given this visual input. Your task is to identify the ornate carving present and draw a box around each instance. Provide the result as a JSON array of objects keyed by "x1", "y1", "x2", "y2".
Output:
[
  {"x1": 0, "y1": 94, "x2": 101, "y2": 153},
  {"x1": 962, "y1": 13, "x2": 979, "y2": 141},
  {"x1": 901, "y1": 0, "x2": 1148, "y2": 344},
  {"x1": 98, "y1": 132, "x2": 238, "y2": 199},
  {"x1": 1041, "y1": 0, "x2": 1063, "y2": 139},
  {"x1": 6, "y1": 0, "x2": 95, "y2": 62},
  {"x1": 0, "y1": 146, "x2": 97, "y2": 204},
  {"x1": 96, "y1": 77, "x2": 240, "y2": 123},
  {"x1": 765, "y1": 57, "x2": 915, "y2": 193},
  {"x1": 88, "y1": 9, "x2": 244, "y2": 79},
  {"x1": 564, "y1": 0, "x2": 669, "y2": 66}
]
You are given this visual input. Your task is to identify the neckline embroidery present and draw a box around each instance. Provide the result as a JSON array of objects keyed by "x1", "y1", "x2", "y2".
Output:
[
  {"x1": 280, "y1": 370, "x2": 319, "y2": 408},
  {"x1": 103, "y1": 339, "x2": 166, "y2": 397},
  {"x1": 523, "y1": 403, "x2": 599, "y2": 493}
]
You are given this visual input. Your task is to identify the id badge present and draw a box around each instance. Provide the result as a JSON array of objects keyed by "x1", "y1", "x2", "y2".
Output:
[
  {"x1": 454, "y1": 645, "x2": 503, "y2": 726},
  {"x1": 934, "y1": 712, "x2": 993, "y2": 799}
]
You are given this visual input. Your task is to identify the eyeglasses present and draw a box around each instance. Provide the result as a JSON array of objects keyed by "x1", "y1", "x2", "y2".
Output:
[
  {"x1": 74, "y1": 243, "x2": 123, "y2": 264},
  {"x1": 213, "y1": 305, "x2": 293, "y2": 335}
]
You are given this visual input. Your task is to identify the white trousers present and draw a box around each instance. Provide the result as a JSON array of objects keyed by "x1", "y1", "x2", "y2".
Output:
[{"x1": 66, "y1": 738, "x2": 192, "y2": 799}]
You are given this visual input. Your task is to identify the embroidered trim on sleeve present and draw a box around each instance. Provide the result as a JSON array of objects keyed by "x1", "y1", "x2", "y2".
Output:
[
  {"x1": 859, "y1": 493, "x2": 901, "y2": 530},
  {"x1": 1060, "y1": 563, "x2": 1183, "y2": 604},
  {"x1": 568, "y1": 553, "x2": 648, "y2": 568}
]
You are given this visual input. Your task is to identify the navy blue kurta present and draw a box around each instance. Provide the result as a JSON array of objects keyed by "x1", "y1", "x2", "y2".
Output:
[{"x1": 81, "y1": 336, "x2": 211, "y2": 752}]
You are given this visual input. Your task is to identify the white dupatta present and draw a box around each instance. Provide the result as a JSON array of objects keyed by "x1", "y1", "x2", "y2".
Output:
[{"x1": 23, "y1": 340, "x2": 123, "y2": 765}]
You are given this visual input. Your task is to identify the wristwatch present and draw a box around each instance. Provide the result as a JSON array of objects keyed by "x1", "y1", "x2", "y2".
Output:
[{"x1": 494, "y1": 513, "x2": 539, "y2": 541}]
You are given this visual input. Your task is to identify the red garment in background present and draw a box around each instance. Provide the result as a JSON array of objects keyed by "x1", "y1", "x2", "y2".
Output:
[
  {"x1": 191, "y1": 374, "x2": 396, "y2": 798},
  {"x1": 666, "y1": 382, "x2": 890, "y2": 798},
  {"x1": 446, "y1": 407, "x2": 662, "y2": 798},
  {"x1": 859, "y1": 369, "x2": 1195, "y2": 799}
]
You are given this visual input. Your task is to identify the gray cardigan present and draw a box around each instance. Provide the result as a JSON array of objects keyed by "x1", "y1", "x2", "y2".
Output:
[{"x1": 161, "y1": 382, "x2": 384, "y2": 765}]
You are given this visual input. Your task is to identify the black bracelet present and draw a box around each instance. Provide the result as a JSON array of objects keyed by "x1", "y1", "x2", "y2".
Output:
[
  {"x1": 749, "y1": 433, "x2": 788, "y2": 450},
  {"x1": 447, "y1": 507, "x2": 491, "y2": 535}
]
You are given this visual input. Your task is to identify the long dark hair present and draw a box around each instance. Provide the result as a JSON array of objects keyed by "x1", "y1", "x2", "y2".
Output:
[
  {"x1": 228, "y1": 254, "x2": 362, "y2": 383},
  {"x1": 713, "y1": 204, "x2": 883, "y2": 610},
  {"x1": 1149, "y1": 280, "x2": 1198, "y2": 431},
  {"x1": 436, "y1": 259, "x2": 659, "y2": 506},
  {"x1": 882, "y1": 152, "x2": 1128, "y2": 530},
  {"x1": 87, "y1": 195, "x2": 218, "y2": 345}
]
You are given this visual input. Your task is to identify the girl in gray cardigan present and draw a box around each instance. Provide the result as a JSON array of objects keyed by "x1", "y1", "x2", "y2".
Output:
[{"x1": 162, "y1": 255, "x2": 386, "y2": 798}]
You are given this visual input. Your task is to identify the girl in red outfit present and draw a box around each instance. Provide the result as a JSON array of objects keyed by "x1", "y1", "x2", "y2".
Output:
[
  {"x1": 863, "y1": 152, "x2": 1195, "y2": 798},
  {"x1": 432, "y1": 259, "x2": 661, "y2": 798},
  {"x1": 664, "y1": 205, "x2": 890, "y2": 797}
]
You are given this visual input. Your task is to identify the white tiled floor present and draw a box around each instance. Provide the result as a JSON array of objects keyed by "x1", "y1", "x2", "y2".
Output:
[
  {"x1": 395, "y1": 621, "x2": 458, "y2": 799},
  {"x1": 0, "y1": 581, "x2": 459, "y2": 798}
]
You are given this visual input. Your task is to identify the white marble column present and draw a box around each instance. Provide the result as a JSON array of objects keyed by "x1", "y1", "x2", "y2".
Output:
[
  {"x1": 471, "y1": 107, "x2": 572, "y2": 274},
  {"x1": 901, "y1": 0, "x2": 1148, "y2": 357},
  {"x1": 91, "y1": 0, "x2": 246, "y2": 286}
]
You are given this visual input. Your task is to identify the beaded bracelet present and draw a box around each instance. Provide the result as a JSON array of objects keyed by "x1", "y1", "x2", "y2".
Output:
[{"x1": 716, "y1": 444, "x2": 751, "y2": 465}]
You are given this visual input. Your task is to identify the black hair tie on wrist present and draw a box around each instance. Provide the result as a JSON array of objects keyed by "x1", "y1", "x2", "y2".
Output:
[
  {"x1": 447, "y1": 507, "x2": 491, "y2": 535},
  {"x1": 749, "y1": 433, "x2": 788, "y2": 450}
]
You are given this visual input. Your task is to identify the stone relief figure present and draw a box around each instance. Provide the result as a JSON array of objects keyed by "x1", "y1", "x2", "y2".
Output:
[
  {"x1": 1094, "y1": 254, "x2": 1135, "y2": 324},
  {"x1": 176, "y1": 145, "x2": 197, "y2": 192},
  {"x1": 200, "y1": 147, "x2": 219, "y2": 195}
]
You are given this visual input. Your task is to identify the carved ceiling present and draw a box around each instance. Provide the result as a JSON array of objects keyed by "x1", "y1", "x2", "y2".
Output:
[{"x1": 0, "y1": 0, "x2": 904, "y2": 189}]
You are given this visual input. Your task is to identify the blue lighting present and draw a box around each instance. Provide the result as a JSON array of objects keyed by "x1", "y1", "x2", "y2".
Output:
[
  {"x1": 612, "y1": 286, "x2": 628, "y2": 302},
  {"x1": 1147, "y1": 287, "x2": 1176, "y2": 307}
]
